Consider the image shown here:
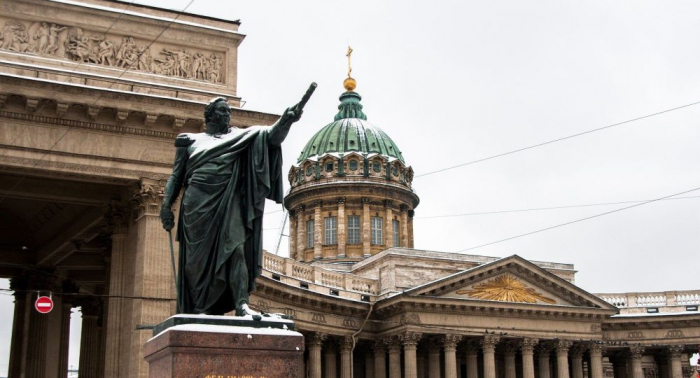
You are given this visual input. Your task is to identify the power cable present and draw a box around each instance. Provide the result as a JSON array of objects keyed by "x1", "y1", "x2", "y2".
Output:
[
  {"x1": 0, "y1": 0, "x2": 198, "y2": 206},
  {"x1": 415, "y1": 195, "x2": 700, "y2": 220},
  {"x1": 455, "y1": 186, "x2": 700, "y2": 253},
  {"x1": 414, "y1": 100, "x2": 700, "y2": 179}
]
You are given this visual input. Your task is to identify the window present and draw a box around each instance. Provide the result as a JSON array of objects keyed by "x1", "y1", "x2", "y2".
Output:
[
  {"x1": 392, "y1": 219, "x2": 400, "y2": 247},
  {"x1": 306, "y1": 165, "x2": 313, "y2": 176},
  {"x1": 392, "y1": 166, "x2": 399, "y2": 176},
  {"x1": 372, "y1": 161, "x2": 381, "y2": 172},
  {"x1": 306, "y1": 220, "x2": 314, "y2": 248},
  {"x1": 325, "y1": 162, "x2": 334, "y2": 172},
  {"x1": 371, "y1": 217, "x2": 383, "y2": 245},
  {"x1": 347, "y1": 216, "x2": 360, "y2": 244},
  {"x1": 324, "y1": 216, "x2": 337, "y2": 245},
  {"x1": 349, "y1": 160, "x2": 358, "y2": 171}
]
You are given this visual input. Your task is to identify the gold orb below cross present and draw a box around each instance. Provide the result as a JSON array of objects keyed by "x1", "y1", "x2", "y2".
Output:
[{"x1": 343, "y1": 77, "x2": 357, "y2": 92}]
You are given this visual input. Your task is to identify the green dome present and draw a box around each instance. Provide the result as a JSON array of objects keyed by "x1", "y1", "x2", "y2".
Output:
[{"x1": 297, "y1": 91, "x2": 405, "y2": 163}]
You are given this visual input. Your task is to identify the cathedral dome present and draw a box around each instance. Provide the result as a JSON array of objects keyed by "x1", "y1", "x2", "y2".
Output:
[
  {"x1": 296, "y1": 92, "x2": 405, "y2": 163},
  {"x1": 284, "y1": 81, "x2": 419, "y2": 264}
]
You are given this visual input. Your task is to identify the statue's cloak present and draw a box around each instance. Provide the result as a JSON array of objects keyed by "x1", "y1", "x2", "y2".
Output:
[{"x1": 175, "y1": 127, "x2": 283, "y2": 314}]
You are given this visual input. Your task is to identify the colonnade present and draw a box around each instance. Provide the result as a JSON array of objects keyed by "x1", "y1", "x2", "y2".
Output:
[{"x1": 302, "y1": 332, "x2": 690, "y2": 378}]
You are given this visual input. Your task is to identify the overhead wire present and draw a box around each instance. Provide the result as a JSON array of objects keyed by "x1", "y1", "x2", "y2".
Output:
[
  {"x1": 455, "y1": 185, "x2": 700, "y2": 253},
  {"x1": 414, "y1": 100, "x2": 700, "y2": 179},
  {"x1": 414, "y1": 195, "x2": 700, "y2": 220}
]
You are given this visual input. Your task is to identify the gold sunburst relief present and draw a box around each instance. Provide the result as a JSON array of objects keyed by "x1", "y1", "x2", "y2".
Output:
[{"x1": 455, "y1": 274, "x2": 557, "y2": 304}]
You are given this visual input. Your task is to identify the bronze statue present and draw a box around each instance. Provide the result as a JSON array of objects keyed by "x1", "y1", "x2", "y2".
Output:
[{"x1": 160, "y1": 84, "x2": 316, "y2": 316}]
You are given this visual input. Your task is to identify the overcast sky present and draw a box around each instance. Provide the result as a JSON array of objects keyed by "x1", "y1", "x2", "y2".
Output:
[{"x1": 2, "y1": 0, "x2": 700, "y2": 374}]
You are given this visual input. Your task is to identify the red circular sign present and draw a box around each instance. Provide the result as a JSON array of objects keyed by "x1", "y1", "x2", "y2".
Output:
[{"x1": 35, "y1": 296, "x2": 54, "y2": 314}]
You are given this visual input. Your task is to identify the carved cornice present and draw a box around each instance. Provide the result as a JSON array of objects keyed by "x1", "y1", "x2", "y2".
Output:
[{"x1": 0, "y1": 154, "x2": 169, "y2": 182}]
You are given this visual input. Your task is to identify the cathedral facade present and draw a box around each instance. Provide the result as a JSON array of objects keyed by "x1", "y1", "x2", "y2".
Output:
[{"x1": 0, "y1": 1, "x2": 697, "y2": 377}]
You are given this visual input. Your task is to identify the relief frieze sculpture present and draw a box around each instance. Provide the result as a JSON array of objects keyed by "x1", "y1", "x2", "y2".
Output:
[
  {"x1": 456, "y1": 274, "x2": 557, "y2": 304},
  {"x1": 0, "y1": 18, "x2": 225, "y2": 83}
]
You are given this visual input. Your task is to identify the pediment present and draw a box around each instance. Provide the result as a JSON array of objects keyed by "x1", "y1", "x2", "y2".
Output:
[{"x1": 406, "y1": 255, "x2": 616, "y2": 310}]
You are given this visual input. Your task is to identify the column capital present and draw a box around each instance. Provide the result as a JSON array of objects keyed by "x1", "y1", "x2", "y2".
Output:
[
  {"x1": 399, "y1": 331, "x2": 422, "y2": 347},
  {"x1": 361, "y1": 197, "x2": 372, "y2": 204},
  {"x1": 442, "y1": 334, "x2": 462, "y2": 349},
  {"x1": 520, "y1": 338, "x2": 540, "y2": 353},
  {"x1": 337, "y1": 197, "x2": 346, "y2": 204},
  {"x1": 667, "y1": 345, "x2": 684, "y2": 358},
  {"x1": 312, "y1": 200, "x2": 322, "y2": 207},
  {"x1": 372, "y1": 340, "x2": 386, "y2": 354},
  {"x1": 464, "y1": 338, "x2": 481, "y2": 354},
  {"x1": 587, "y1": 342, "x2": 606, "y2": 356},
  {"x1": 339, "y1": 335, "x2": 353, "y2": 352},
  {"x1": 570, "y1": 343, "x2": 587, "y2": 358},
  {"x1": 383, "y1": 336, "x2": 401, "y2": 352},
  {"x1": 307, "y1": 332, "x2": 327, "y2": 347},
  {"x1": 480, "y1": 335, "x2": 500, "y2": 352},
  {"x1": 75, "y1": 296, "x2": 103, "y2": 317},
  {"x1": 104, "y1": 201, "x2": 130, "y2": 235},
  {"x1": 383, "y1": 200, "x2": 393, "y2": 207},
  {"x1": 555, "y1": 340, "x2": 573, "y2": 355},
  {"x1": 503, "y1": 340, "x2": 520, "y2": 356},
  {"x1": 629, "y1": 346, "x2": 645, "y2": 360},
  {"x1": 131, "y1": 179, "x2": 165, "y2": 220},
  {"x1": 537, "y1": 342, "x2": 554, "y2": 357},
  {"x1": 297, "y1": 204, "x2": 306, "y2": 212}
]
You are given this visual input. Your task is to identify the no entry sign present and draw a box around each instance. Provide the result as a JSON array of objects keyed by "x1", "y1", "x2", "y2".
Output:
[{"x1": 35, "y1": 296, "x2": 53, "y2": 314}]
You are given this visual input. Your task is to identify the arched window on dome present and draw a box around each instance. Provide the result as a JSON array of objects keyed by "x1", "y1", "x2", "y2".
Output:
[
  {"x1": 349, "y1": 159, "x2": 359, "y2": 171},
  {"x1": 372, "y1": 160, "x2": 382, "y2": 173}
]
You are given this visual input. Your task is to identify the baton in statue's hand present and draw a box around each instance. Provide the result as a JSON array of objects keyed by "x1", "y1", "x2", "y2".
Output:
[{"x1": 296, "y1": 82, "x2": 317, "y2": 111}]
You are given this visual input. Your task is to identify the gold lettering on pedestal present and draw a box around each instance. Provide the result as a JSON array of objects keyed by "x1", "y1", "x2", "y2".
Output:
[{"x1": 456, "y1": 274, "x2": 557, "y2": 304}]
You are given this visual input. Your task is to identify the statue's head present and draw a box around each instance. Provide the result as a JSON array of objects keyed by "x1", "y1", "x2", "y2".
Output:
[{"x1": 204, "y1": 97, "x2": 231, "y2": 135}]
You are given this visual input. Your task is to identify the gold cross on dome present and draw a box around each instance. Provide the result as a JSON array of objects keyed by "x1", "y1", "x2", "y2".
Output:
[{"x1": 346, "y1": 46, "x2": 353, "y2": 78}]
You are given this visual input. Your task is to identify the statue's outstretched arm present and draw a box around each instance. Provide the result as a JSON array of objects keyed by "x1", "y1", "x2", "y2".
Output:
[{"x1": 267, "y1": 107, "x2": 301, "y2": 147}]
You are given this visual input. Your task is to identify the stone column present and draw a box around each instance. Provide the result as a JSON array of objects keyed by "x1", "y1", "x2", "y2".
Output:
[
  {"x1": 8, "y1": 277, "x2": 27, "y2": 378},
  {"x1": 365, "y1": 349, "x2": 375, "y2": 378},
  {"x1": 400, "y1": 205, "x2": 409, "y2": 248},
  {"x1": 417, "y1": 350, "x2": 426, "y2": 378},
  {"x1": 24, "y1": 272, "x2": 57, "y2": 378},
  {"x1": 588, "y1": 342, "x2": 605, "y2": 378},
  {"x1": 325, "y1": 338, "x2": 338, "y2": 378},
  {"x1": 385, "y1": 201, "x2": 394, "y2": 248},
  {"x1": 128, "y1": 180, "x2": 173, "y2": 378},
  {"x1": 78, "y1": 298, "x2": 102, "y2": 378},
  {"x1": 104, "y1": 205, "x2": 128, "y2": 378},
  {"x1": 629, "y1": 346, "x2": 645, "y2": 378},
  {"x1": 337, "y1": 198, "x2": 347, "y2": 258},
  {"x1": 588, "y1": 343, "x2": 605, "y2": 378},
  {"x1": 428, "y1": 339, "x2": 441, "y2": 378},
  {"x1": 407, "y1": 210, "x2": 415, "y2": 248},
  {"x1": 456, "y1": 356, "x2": 462, "y2": 378},
  {"x1": 339, "y1": 336, "x2": 353, "y2": 378},
  {"x1": 307, "y1": 333, "x2": 326, "y2": 378},
  {"x1": 504, "y1": 341, "x2": 519, "y2": 378},
  {"x1": 58, "y1": 281, "x2": 79, "y2": 378},
  {"x1": 555, "y1": 341, "x2": 573, "y2": 378},
  {"x1": 443, "y1": 335, "x2": 462, "y2": 378},
  {"x1": 465, "y1": 340, "x2": 480, "y2": 378},
  {"x1": 374, "y1": 340, "x2": 387, "y2": 378},
  {"x1": 296, "y1": 205, "x2": 306, "y2": 261},
  {"x1": 537, "y1": 343, "x2": 553, "y2": 378},
  {"x1": 401, "y1": 332, "x2": 422, "y2": 378},
  {"x1": 289, "y1": 209, "x2": 297, "y2": 260},
  {"x1": 386, "y1": 337, "x2": 402, "y2": 378},
  {"x1": 571, "y1": 345, "x2": 586, "y2": 378},
  {"x1": 313, "y1": 200, "x2": 322, "y2": 259},
  {"x1": 481, "y1": 335, "x2": 500, "y2": 378},
  {"x1": 667, "y1": 346, "x2": 683, "y2": 378},
  {"x1": 520, "y1": 338, "x2": 540, "y2": 378},
  {"x1": 362, "y1": 198, "x2": 371, "y2": 257}
]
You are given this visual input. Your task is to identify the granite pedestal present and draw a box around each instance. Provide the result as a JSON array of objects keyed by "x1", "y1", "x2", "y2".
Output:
[{"x1": 144, "y1": 315, "x2": 304, "y2": 378}]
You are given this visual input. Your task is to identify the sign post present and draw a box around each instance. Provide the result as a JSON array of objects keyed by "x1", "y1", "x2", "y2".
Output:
[{"x1": 35, "y1": 295, "x2": 54, "y2": 314}]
